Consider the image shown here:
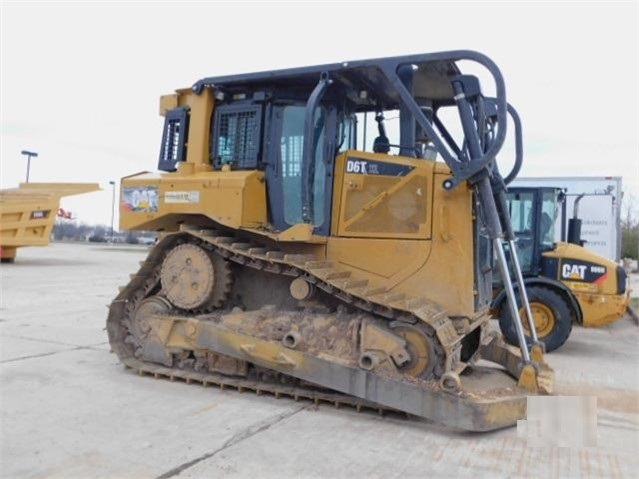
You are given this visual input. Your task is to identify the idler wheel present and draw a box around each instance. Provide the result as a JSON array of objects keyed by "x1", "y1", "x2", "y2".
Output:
[{"x1": 390, "y1": 322, "x2": 442, "y2": 380}]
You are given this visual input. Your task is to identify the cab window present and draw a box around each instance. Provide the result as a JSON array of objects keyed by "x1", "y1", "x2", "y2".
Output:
[
  {"x1": 509, "y1": 192, "x2": 534, "y2": 235},
  {"x1": 279, "y1": 105, "x2": 326, "y2": 226},
  {"x1": 540, "y1": 190, "x2": 558, "y2": 249},
  {"x1": 508, "y1": 191, "x2": 535, "y2": 273}
]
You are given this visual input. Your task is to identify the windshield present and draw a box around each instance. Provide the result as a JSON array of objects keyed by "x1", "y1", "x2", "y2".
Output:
[
  {"x1": 337, "y1": 113, "x2": 356, "y2": 153},
  {"x1": 540, "y1": 190, "x2": 558, "y2": 249},
  {"x1": 280, "y1": 105, "x2": 326, "y2": 227},
  {"x1": 508, "y1": 191, "x2": 535, "y2": 272}
]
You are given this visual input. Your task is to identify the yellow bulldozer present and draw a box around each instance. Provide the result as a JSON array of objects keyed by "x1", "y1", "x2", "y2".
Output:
[{"x1": 107, "y1": 50, "x2": 554, "y2": 431}]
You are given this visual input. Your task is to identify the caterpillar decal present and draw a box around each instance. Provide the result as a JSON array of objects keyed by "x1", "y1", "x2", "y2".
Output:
[{"x1": 560, "y1": 259, "x2": 607, "y2": 283}]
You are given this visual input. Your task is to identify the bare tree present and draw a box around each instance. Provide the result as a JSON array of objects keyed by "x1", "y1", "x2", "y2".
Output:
[{"x1": 621, "y1": 192, "x2": 638, "y2": 260}]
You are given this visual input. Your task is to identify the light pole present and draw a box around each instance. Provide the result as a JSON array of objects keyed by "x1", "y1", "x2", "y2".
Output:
[
  {"x1": 109, "y1": 181, "x2": 116, "y2": 243},
  {"x1": 21, "y1": 150, "x2": 38, "y2": 183}
]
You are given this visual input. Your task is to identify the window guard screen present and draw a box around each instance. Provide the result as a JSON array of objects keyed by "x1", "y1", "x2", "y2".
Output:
[
  {"x1": 212, "y1": 105, "x2": 262, "y2": 169},
  {"x1": 158, "y1": 107, "x2": 189, "y2": 172}
]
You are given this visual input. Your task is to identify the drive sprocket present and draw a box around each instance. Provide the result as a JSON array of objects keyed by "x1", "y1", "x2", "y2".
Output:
[{"x1": 160, "y1": 243, "x2": 232, "y2": 310}]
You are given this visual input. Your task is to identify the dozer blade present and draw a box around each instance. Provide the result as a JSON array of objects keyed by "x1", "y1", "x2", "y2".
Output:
[{"x1": 139, "y1": 312, "x2": 552, "y2": 432}]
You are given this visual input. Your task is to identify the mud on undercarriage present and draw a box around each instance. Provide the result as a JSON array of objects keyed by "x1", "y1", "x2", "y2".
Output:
[{"x1": 107, "y1": 229, "x2": 553, "y2": 432}]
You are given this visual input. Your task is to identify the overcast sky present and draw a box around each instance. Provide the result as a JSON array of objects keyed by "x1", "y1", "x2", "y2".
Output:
[{"x1": 1, "y1": 1, "x2": 637, "y2": 227}]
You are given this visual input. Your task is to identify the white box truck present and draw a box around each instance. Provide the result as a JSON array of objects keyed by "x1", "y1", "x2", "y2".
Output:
[{"x1": 510, "y1": 176, "x2": 622, "y2": 261}]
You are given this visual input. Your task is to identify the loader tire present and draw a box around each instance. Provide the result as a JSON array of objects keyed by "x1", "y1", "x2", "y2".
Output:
[{"x1": 498, "y1": 286, "x2": 572, "y2": 353}]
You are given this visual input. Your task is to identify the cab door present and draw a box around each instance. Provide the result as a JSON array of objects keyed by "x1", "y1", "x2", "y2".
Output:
[{"x1": 264, "y1": 103, "x2": 336, "y2": 236}]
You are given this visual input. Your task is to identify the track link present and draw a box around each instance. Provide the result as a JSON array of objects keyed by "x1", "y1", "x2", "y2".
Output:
[{"x1": 127, "y1": 357, "x2": 393, "y2": 415}]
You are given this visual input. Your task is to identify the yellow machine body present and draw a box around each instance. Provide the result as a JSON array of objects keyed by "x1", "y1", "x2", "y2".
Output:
[
  {"x1": 109, "y1": 51, "x2": 554, "y2": 432},
  {"x1": 0, "y1": 183, "x2": 100, "y2": 262},
  {"x1": 122, "y1": 145, "x2": 475, "y2": 320},
  {"x1": 544, "y1": 242, "x2": 630, "y2": 327},
  {"x1": 495, "y1": 185, "x2": 631, "y2": 353}
]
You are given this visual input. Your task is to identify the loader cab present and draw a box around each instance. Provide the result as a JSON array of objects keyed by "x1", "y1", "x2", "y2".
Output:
[{"x1": 506, "y1": 187, "x2": 561, "y2": 275}]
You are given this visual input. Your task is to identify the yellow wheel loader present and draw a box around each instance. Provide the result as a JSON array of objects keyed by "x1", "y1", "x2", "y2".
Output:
[
  {"x1": 107, "y1": 51, "x2": 554, "y2": 432},
  {"x1": 493, "y1": 187, "x2": 631, "y2": 352}
]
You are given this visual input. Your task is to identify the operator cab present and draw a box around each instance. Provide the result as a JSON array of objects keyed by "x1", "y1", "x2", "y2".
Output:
[
  {"x1": 182, "y1": 58, "x2": 468, "y2": 236},
  {"x1": 506, "y1": 187, "x2": 561, "y2": 275}
]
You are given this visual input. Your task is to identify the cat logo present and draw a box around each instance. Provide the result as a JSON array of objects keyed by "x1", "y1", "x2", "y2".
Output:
[
  {"x1": 560, "y1": 260, "x2": 607, "y2": 284},
  {"x1": 562, "y1": 264, "x2": 587, "y2": 280}
]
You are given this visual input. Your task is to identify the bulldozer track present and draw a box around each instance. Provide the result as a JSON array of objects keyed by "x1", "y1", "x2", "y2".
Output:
[
  {"x1": 125, "y1": 356, "x2": 395, "y2": 415},
  {"x1": 107, "y1": 227, "x2": 454, "y2": 414}
]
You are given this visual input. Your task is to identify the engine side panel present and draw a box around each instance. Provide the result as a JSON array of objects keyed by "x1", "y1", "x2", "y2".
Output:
[{"x1": 119, "y1": 170, "x2": 267, "y2": 232}]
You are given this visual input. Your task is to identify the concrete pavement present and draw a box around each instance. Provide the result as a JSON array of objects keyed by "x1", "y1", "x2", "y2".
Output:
[{"x1": 1, "y1": 243, "x2": 638, "y2": 478}]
